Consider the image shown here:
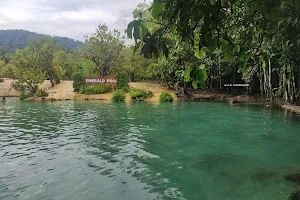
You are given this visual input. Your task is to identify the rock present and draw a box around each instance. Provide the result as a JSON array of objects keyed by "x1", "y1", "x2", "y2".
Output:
[
  {"x1": 288, "y1": 190, "x2": 300, "y2": 200},
  {"x1": 252, "y1": 168, "x2": 276, "y2": 181},
  {"x1": 285, "y1": 173, "x2": 300, "y2": 183}
]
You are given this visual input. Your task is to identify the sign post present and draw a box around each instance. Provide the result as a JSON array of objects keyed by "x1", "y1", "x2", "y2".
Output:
[
  {"x1": 84, "y1": 76, "x2": 117, "y2": 87},
  {"x1": 224, "y1": 84, "x2": 249, "y2": 94}
]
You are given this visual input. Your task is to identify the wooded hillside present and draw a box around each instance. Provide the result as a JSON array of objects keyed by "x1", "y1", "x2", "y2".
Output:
[{"x1": 0, "y1": 29, "x2": 82, "y2": 52}]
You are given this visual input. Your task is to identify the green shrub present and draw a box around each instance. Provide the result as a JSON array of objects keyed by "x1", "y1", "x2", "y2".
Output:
[
  {"x1": 117, "y1": 72, "x2": 129, "y2": 90},
  {"x1": 12, "y1": 82, "x2": 31, "y2": 93},
  {"x1": 159, "y1": 92, "x2": 173, "y2": 102},
  {"x1": 20, "y1": 92, "x2": 32, "y2": 100},
  {"x1": 129, "y1": 88, "x2": 153, "y2": 101},
  {"x1": 79, "y1": 86, "x2": 85, "y2": 94},
  {"x1": 82, "y1": 85, "x2": 112, "y2": 95},
  {"x1": 35, "y1": 88, "x2": 49, "y2": 97},
  {"x1": 112, "y1": 90, "x2": 126, "y2": 102},
  {"x1": 72, "y1": 72, "x2": 84, "y2": 92}
]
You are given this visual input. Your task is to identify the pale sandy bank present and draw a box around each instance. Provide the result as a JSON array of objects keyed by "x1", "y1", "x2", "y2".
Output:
[
  {"x1": 282, "y1": 105, "x2": 300, "y2": 114},
  {"x1": 24, "y1": 80, "x2": 177, "y2": 103},
  {"x1": 0, "y1": 78, "x2": 20, "y2": 97}
]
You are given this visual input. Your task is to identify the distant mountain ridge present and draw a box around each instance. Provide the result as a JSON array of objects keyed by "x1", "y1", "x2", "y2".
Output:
[{"x1": 0, "y1": 29, "x2": 82, "y2": 52}]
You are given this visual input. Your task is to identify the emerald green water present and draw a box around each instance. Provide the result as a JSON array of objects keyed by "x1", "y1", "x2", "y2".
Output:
[{"x1": 1, "y1": 99, "x2": 300, "y2": 200}]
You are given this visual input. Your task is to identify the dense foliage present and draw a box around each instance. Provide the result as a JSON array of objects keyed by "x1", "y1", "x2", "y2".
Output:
[
  {"x1": 117, "y1": 72, "x2": 129, "y2": 91},
  {"x1": 80, "y1": 85, "x2": 112, "y2": 95},
  {"x1": 81, "y1": 25, "x2": 124, "y2": 76},
  {"x1": 0, "y1": 30, "x2": 82, "y2": 52},
  {"x1": 3, "y1": 1, "x2": 300, "y2": 105},
  {"x1": 129, "y1": 88, "x2": 153, "y2": 101},
  {"x1": 127, "y1": 0, "x2": 300, "y2": 104},
  {"x1": 112, "y1": 90, "x2": 126, "y2": 102},
  {"x1": 159, "y1": 92, "x2": 173, "y2": 102},
  {"x1": 72, "y1": 73, "x2": 84, "y2": 92},
  {"x1": 35, "y1": 88, "x2": 49, "y2": 97}
]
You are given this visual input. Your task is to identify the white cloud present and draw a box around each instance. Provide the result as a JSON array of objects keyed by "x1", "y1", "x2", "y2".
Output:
[{"x1": 0, "y1": 0, "x2": 149, "y2": 41}]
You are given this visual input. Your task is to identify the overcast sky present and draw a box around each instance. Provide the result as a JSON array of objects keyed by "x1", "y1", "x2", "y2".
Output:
[{"x1": 0, "y1": 0, "x2": 148, "y2": 41}]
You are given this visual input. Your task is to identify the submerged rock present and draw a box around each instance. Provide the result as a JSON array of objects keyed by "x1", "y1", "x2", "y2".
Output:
[
  {"x1": 252, "y1": 168, "x2": 276, "y2": 181},
  {"x1": 285, "y1": 173, "x2": 300, "y2": 184},
  {"x1": 288, "y1": 190, "x2": 300, "y2": 200}
]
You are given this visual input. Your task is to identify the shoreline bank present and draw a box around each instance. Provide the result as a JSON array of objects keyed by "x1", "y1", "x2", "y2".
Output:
[
  {"x1": 22, "y1": 81, "x2": 178, "y2": 103},
  {"x1": 2, "y1": 79, "x2": 300, "y2": 114}
]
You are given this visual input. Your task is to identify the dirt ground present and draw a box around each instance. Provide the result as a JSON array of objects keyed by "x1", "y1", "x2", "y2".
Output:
[
  {"x1": 23, "y1": 80, "x2": 177, "y2": 103},
  {"x1": 3, "y1": 79, "x2": 300, "y2": 112},
  {"x1": 0, "y1": 78, "x2": 20, "y2": 97},
  {"x1": 282, "y1": 105, "x2": 300, "y2": 113}
]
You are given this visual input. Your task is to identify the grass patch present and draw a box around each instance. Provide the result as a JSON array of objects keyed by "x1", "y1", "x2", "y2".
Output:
[
  {"x1": 129, "y1": 88, "x2": 153, "y2": 101},
  {"x1": 81, "y1": 85, "x2": 112, "y2": 95},
  {"x1": 159, "y1": 92, "x2": 173, "y2": 102}
]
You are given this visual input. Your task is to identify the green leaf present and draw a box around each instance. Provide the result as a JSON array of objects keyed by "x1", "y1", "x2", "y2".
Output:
[
  {"x1": 194, "y1": 48, "x2": 207, "y2": 60},
  {"x1": 199, "y1": 69, "x2": 207, "y2": 88},
  {"x1": 152, "y1": 1, "x2": 163, "y2": 19},
  {"x1": 194, "y1": 32, "x2": 200, "y2": 47},
  {"x1": 133, "y1": 20, "x2": 142, "y2": 40},
  {"x1": 140, "y1": 23, "x2": 148, "y2": 37},
  {"x1": 199, "y1": 64, "x2": 205, "y2": 70},
  {"x1": 192, "y1": 81, "x2": 198, "y2": 89},
  {"x1": 207, "y1": 37, "x2": 218, "y2": 52},
  {"x1": 221, "y1": 39, "x2": 233, "y2": 63},
  {"x1": 127, "y1": 21, "x2": 135, "y2": 39},
  {"x1": 163, "y1": 37, "x2": 173, "y2": 45},
  {"x1": 184, "y1": 65, "x2": 193, "y2": 82}
]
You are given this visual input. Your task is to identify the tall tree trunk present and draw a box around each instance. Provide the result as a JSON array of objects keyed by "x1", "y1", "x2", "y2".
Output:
[
  {"x1": 219, "y1": 56, "x2": 222, "y2": 90},
  {"x1": 49, "y1": 76, "x2": 54, "y2": 87},
  {"x1": 296, "y1": 66, "x2": 300, "y2": 103},
  {"x1": 263, "y1": 62, "x2": 268, "y2": 98},
  {"x1": 268, "y1": 59, "x2": 272, "y2": 100},
  {"x1": 258, "y1": 67, "x2": 264, "y2": 96},
  {"x1": 283, "y1": 65, "x2": 289, "y2": 102}
]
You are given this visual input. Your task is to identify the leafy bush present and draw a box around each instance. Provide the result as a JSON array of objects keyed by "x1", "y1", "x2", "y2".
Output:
[
  {"x1": 79, "y1": 86, "x2": 85, "y2": 94},
  {"x1": 112, "y1": 89, "x2": 126, "y2": 102},
  {"x1": 129, "y1": 88, "x2": 153, "y2": 101},
  {"x1": 81, "y1": 85, "x2": 112, "y2": 95},
  {"x1": 20, "y1": 92, "x2": 32, "y2": 100},
  {"x1": 72, "y1": 72, "x2": 84, "y2": 92},
  {"x1": 35, "y1": 88, "x2": 49, "y2": 97},
  {"x1": 159, "y1": 92, "x2": 173, "y2": 102},
  {"x1": 12, "y1": 82, "x2": 31, "y2": 93},
  {"x1": 117, "y1": 72, "x2": 129, "y2": 90}
]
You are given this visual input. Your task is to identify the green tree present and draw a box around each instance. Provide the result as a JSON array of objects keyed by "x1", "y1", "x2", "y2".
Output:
[
  {"x1": 27, "y1": 36, "x2": 63, "y2": 87},
  {"x1": 9, "y1": 49, "x2": 45, "y2": 92},
  {"x1": 83, "y1": 24, "x2": 124, "y2": 76},
  {"x1": 127, "y1": 0, "x2": 300, "y2": 104},
  {"x1": 119, "y1": 47, "x2": 154, "y2": 81}
]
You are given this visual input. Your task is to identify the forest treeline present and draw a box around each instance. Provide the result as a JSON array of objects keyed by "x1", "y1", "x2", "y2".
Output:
[
  {"x1": 1, "y1": 0, "x2": 300, "y2": 105},
  {"x1": 0, "y1": 24, "x2": 154, "y2": 94},
  {"x1": 127, "y1": 0, "x2": 300, "y2": 104}
]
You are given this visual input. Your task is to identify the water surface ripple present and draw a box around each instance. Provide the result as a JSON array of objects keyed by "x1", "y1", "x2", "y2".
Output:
[{"x1": 1, "y1": 99, "x2": 300, "y2": 200}]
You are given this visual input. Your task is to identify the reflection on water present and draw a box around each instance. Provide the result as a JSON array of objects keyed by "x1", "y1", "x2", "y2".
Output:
[{"x1": 1, "y1": 99, "x2": 300, "y2": 200}]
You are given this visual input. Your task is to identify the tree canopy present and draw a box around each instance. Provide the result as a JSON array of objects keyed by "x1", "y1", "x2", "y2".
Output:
[{"x1": 127, "y1": 0, "x2": 300, "y2": 104}]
